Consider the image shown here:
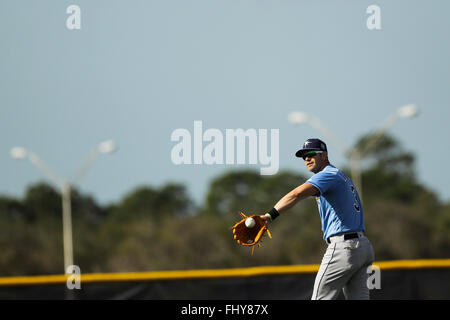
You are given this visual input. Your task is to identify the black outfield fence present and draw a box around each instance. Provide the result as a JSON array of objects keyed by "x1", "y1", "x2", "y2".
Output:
[{"x1": 0, "y1": 259, "x2": 449, "y2": 300}]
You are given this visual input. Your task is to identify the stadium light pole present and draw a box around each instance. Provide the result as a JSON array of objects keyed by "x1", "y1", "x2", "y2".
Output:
[
  {"x1": 356, "y1": 104, "x2": 419, "y2": 157},
  {"x1": 349, "y1": 104, "x2": 419, "y2": 201},
  {"x1": 288, "y1": 104, "x2": 419, "y2": 202},
  {"x1": 10, "y1": 140, "x2": 117, "y2": 275}
]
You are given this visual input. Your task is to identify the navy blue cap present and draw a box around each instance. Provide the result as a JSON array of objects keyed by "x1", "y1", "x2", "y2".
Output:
[{"x1": 295, "y1": 138, "x2": 327, "y2": 158}]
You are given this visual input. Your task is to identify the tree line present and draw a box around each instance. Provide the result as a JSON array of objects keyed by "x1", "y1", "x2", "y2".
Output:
[{"x1": 0, "y1": 134, "x2": 448, "y2": 276}]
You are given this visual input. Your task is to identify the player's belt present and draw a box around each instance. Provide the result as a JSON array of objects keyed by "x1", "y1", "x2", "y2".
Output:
[{"x1": 326, "y1": 232, "x2": 363, "y2": 244}]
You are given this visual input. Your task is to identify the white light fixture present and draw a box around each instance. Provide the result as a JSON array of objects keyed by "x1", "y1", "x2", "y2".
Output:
[
  {"x1": 397, "y1": 104, "x2": 419, "y2": 118},
  {"x1": 10, "y1": 147, "x2": 27, "y2": 159},
  {"x1": 288, "y1": 111, "x2": 309, "y2": 124},
  {"x1": 98, "y1": 140, "x2": 117, "y2": 154}
]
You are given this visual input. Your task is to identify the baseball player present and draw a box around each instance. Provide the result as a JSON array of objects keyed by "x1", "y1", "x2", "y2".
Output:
[{"x1": 260, "y1": 138, "x2": 375, "y2": 300}]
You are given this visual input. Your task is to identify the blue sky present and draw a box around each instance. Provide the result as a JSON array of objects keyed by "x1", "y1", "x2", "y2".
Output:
[{"x1": 1, "y1": 0, "x2": 449, "y2": 206}]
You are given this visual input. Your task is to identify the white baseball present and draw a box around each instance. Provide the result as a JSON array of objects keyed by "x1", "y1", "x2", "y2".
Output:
[{"x1": 245, "y1": 217, "x2": 256, "y2": 228}]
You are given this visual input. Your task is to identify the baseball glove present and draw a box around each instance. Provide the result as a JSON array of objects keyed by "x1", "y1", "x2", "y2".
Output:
[{"x1": 232, "y1": 211, "x2": 272, "y2": 255}]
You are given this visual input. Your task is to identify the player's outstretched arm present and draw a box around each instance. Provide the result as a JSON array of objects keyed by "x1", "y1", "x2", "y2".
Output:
[
  {"x1": 274, "y1": 182, "x2": 319, "y2": 212},
  {"x1": 261, "y1": 183, "x2": 319, "y2": 223}
]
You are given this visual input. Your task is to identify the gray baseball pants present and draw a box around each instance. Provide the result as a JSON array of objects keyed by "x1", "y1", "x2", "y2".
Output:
[{"x1": 311, "y1": 232, "x2": 375, "y2": 300}]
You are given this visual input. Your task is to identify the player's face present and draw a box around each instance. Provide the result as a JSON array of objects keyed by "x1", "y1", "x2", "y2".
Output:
[{"x1": 303, "y1": 152, "x2": 327, "y2": 173}]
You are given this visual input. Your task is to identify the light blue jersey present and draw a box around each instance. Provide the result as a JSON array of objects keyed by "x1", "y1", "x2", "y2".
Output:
[{"x1": 306, "y1": 164, "x2": 365, "y2": 240}]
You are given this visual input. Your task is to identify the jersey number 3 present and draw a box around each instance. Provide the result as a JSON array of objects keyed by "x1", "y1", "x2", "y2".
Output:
[{"x1": 350, "y1": 185, "x2": 361, "y2": 213}]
